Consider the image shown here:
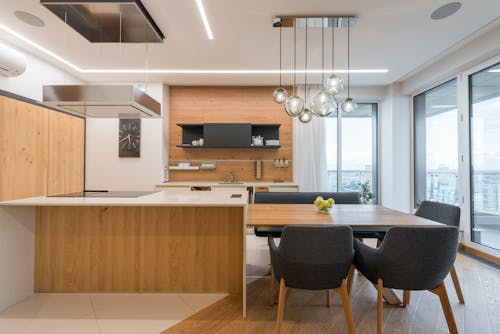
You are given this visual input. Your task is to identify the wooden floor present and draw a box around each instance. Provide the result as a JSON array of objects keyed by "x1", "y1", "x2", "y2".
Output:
[{"x1": 162, "y1": 252, "x2": 500, "y2": 334}]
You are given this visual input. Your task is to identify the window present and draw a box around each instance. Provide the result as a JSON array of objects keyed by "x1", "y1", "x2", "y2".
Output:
[
  {"x1": 414, "y1": 79, "x2": 459, "y2": 207},
  {"x1": 326, "y1": 103, "x2": 378, "y2": 203},
  {"x1": 469, "y1": 62, "x2": 500, "y2": 251}
]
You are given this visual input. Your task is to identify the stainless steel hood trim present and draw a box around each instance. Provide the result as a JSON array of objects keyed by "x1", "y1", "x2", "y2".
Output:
[
  {"x1": 40, "y1": 0, "x2": 165, "y2": 43},
  {"x1": 42, "y1": 85, "x2": 161, "y2": 118}
]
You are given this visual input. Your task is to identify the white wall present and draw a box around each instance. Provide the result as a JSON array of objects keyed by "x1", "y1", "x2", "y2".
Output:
[
  {"x1": 379, "y1": 84, "x2": 412, "y2": 213},
  {"x1": 84, "y1": 83, "x2": 166, "y2": 191},
  {"x1": 0, "y1": 40, "x2": 82, "y2": 100},
  {"x1": 0, "y1": 207, "x2": 35, "y2": 312},
  {"x1": 400, "y1": 22, "x2": 500, "y2": 95}
]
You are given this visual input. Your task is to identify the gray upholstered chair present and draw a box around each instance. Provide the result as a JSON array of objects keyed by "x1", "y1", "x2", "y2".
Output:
[
  {"x1": 254, "y1": 191, "x2": 361, "y2": 304},
  {"x1": 415, "y1": 200, "x2": 464, "y2": 304},
  {"x1": 353, "y1": 226, "x2": 459, "y2": 334},
  {"x1": 269, "y1": 225, "x2": 355, "y2": 334}
]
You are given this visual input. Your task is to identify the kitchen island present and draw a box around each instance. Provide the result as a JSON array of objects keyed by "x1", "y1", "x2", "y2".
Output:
[{"x1": 0, "y1": 189, "x2": 248, "y2": 314}]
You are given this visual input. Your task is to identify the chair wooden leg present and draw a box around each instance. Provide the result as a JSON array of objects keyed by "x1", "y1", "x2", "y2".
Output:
[
  {"x1": 347, "y1": 264, "x2": 355, "y2": 295},
  {"x1": 450, "y1": 264, "x2": 465, "y2": 304},
  {"x1": 269, "y1": 268, "x2": 276, "y2": 306},
  {"x1": 377, "y1": 278, "x2": 383, "y2": 334},
  {"x1": 334, "y1": 280, "x2": 356, "y2": 334},
  {"x1": 275, "y1": 278, "x2": 286, "y2": 334},
  {"x1": 326, "y1": 289, "x2": 331, "y2": 307},
  {"x1": 429, "y1": 282, "x2": 458, "y2": 334},
  {"x1": 376, "y1": 238, "x2": 382, "y2": 247},
  {"x1": 403, "y1": 290, "x2": 411, "y2": 307}
]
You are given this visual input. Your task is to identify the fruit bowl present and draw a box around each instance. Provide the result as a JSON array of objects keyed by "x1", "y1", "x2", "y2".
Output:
[{"x1": 314, "y1": 196, "x2": 335, "y2": 213}]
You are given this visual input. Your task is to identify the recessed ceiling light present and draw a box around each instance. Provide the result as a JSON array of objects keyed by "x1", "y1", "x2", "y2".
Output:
[
  {"x1": 194, "y1": 0, "x2": 214, "y2": 40},
  {"x1": 0, "y1": 23, "x2": 388, "y2": 75},
  {"x1": 431, "y1": 2, "x2": 462, "y2": 20},
  {"x1": 14, "y1": 11, "x2": 45, "y2": 27}
]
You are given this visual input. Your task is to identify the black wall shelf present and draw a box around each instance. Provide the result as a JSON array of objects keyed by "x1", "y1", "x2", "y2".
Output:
[{"x1": 177, "y1": 123, "x2": 281, "y2": 149}]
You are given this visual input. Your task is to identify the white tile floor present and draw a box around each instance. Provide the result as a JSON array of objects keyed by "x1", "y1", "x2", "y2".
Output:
[
  {"x1": 0, "y1": 234, "x2": 267, "y2": 334},
  {"x1": 0, "y1": 292, "x2": 226, "y2": 334}
]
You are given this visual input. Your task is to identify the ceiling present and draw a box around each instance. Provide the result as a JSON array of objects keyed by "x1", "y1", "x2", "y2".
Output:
[{"x1": 0, "y1": 0, "x2": 499, "y2": 86}]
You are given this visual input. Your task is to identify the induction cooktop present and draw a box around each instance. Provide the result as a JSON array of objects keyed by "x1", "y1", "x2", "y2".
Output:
[{"x1": 48, "y1": 190, "x2": 158, "y2": 198}]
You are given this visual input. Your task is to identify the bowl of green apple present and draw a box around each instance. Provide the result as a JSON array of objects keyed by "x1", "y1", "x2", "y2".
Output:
[{"x1": 314, "y1": 196, "x2": 335, "y2": 213}]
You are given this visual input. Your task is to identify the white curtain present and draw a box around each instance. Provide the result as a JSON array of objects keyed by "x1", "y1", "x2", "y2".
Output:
[{"x1": 292, "y1": 85, "x2": 330, "y2": 192}]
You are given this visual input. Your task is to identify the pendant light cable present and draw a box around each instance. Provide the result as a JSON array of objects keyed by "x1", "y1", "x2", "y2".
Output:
[
  {"x1": 293, "y1": 18, "x2": 296, "y2": 94},
  {"x1": 279, "y1": 22, "x2": 282, "y2": 87},
  {"x1": 304, "y1": 18, "x2": 308, "y2": 105},
  {"x1": 331, "y1": 18, "x2": 335, "y2": 73},
  {"x1": 321, "y1": 18, "x2": 324, "y2": 84},
  {"x1": 347, "y1": 17, "x2": 350, "y2": 97}
]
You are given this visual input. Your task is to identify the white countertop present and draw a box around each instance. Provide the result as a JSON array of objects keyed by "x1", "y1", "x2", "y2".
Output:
[
  {"x1": 0, "y1": 189, "x2": 249, "y2": 207},
  {"x1": 157, "y1": 181, "x2": 298, "y2": 187}
]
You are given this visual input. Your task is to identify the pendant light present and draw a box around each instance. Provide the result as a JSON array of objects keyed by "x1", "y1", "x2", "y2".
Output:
[
  {"x1": 325, "y1": 18, "x2": 344, "y2": 96},
  {"x1": 311, "y1": 18, "x2": 334, "y2": 117},
  {"x1": 285, "y1": 18, "x2": 305, "y2": 117},
  {"x1": 273, "y1": 21, "x2": 288, "y2": 104},
  {"x1": 299, "y1": 18, "x2": 313, "y2": 124},
  {"x1": 341, "y1": 17, "x2": 357, "y2": 113}
]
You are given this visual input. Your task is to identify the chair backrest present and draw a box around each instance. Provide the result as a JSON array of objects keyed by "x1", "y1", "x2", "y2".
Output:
[
  {"x1": 378, "y1": 226, "x2": 459, "y2": 290},
  {"x1": 415, "y1": 200, "x2": 460, "y2": 227},
  {"x1": 255, "y1": 191, "x2": 361, "y2": 204},
  {"x1": 271, "y1": 225, "x2": 354, "y2": 290}
]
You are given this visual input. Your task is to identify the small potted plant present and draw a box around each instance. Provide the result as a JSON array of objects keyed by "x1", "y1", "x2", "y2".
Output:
[{"x1": 359, "y1": 180, "x2": 374, "y2": 204}]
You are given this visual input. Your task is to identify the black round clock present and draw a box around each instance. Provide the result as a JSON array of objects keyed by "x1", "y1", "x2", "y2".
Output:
[{"x1": 119, "y1": 119, "x2": 141, "y2": 157}]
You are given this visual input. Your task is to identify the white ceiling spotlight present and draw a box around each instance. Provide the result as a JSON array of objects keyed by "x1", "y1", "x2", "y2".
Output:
[{"x1": 194, "y1": 0, "x2": 214, "y2": 40}]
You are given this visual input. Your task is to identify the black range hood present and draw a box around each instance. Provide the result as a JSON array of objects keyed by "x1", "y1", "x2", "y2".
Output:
[{"x1": 41, "y1": 0, "x2": 165, "y2": 43}]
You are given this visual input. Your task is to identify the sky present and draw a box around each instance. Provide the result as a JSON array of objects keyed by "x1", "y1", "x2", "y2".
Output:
[{"x1": 325, "y1": 116, "x2": 372, "y2": 171}]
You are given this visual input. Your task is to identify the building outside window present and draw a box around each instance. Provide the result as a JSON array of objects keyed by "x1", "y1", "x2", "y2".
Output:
[
  {"x1": 414, "y1": 79, "x2": 459, "y2": 207},
  {"x1": 326, "y1": 103, "x2": 378, "y2": 203}
]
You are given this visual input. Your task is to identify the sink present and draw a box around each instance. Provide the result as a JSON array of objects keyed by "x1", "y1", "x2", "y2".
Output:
[{"x1": 217, "y1": 181, "x2": 244, "y2": 184}]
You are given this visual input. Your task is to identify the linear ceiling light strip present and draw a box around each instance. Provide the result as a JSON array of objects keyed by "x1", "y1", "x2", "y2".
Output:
[
  {"x1": 0, "y1": 23, "x2": 388, "y2": 75},
  {"x1": 194, "y1": 0, "x2": 214, "y2": 40}
]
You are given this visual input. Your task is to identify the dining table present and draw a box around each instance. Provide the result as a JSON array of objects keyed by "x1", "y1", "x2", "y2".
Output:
[{"x1": 246, "y1": 203, "x2": 444, "y2": 306}]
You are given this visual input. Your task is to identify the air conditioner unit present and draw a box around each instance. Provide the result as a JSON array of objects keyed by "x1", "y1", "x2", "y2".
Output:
[{"x1": 0, "y1": 43, "x2": 27, "y2": 77}]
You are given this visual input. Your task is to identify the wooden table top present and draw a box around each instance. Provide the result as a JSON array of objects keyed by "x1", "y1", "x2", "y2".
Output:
[{"x1": 247, "y1": 204, "x2": 443, "y2": 227}]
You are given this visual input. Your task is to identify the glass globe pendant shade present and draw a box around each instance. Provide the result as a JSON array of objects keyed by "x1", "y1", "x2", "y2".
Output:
[
  {"x1": 329, "y1": 96, "x2": 339, "y2": 115},
  {"x1": 325, "y1": 74, "x2": 344, "y2": 96},
  {"x1": 273, "y1": 87, "x2": 288, "y2": 104},
  {"x1": 298, "y1": 108, "x2": 313, "y2": 123},
  {"x1": 341, "y1": 97, "x2": 357, "y2": 113},
  {"x1": 311, "y1": 89, "x2": 334, "y2": 117},
  {"x1": 284, "y1": 95, "x2": 305, "y2": 117}
]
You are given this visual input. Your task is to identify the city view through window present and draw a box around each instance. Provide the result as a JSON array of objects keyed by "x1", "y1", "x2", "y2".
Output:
[
  {"x1": 326, "y1": 104, "x2": 376, "y2": 203},
  {"x1": 470, "y1": 64, "x2": 500, "y2": 251}
]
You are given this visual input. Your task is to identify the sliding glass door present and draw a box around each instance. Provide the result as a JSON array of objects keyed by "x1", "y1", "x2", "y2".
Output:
[
  {"x1": 414, "y1": 79, "x2": 458, "y2": 207},
  {"x1": 469, "y1": 63, "x2": 500, "y2": 251},
  {"x1": 325, "y1": 103, "x2": 377, "y2": 203}
]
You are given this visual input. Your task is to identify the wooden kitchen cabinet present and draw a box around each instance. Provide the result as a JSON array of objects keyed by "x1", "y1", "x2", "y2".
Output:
[
  {"x1": 47, "y1": 111, "x2": 85, "y2": 195},
  {"x1": 0, "y1": 96, "x2": 49, "y2": 201},
  {"x1": 0, "y1": 93, "x2": 85, "y2": 201}
]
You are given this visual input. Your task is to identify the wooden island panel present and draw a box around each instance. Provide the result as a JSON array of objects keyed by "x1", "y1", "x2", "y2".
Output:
[{"x1": 35, "y1": 206, "x2": 244, "y2": 293}]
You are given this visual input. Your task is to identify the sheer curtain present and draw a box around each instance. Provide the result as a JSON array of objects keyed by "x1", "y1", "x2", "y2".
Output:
[{"x1": 292, "y1": 85, "x2": 330, "y2": 191}]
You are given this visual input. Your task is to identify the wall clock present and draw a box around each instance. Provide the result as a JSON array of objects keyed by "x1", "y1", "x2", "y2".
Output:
[{"x1": 119, "y1": 119, "x2": 141, "y2": 157}]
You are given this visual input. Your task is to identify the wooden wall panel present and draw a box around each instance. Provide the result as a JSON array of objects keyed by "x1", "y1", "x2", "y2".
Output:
[
  {"x1": 0, "y1": 96, "x2": 48, "y2": 201},
  {"x1": 47, "y1": 111, "x2": 85, "y2": 195},
  {"x1": 169, "y1": 86, "x2": 293, "y2": 182},
  {"x1": 35, "y1": 206, "x2": 244, "y2": 293}
]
